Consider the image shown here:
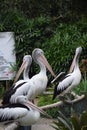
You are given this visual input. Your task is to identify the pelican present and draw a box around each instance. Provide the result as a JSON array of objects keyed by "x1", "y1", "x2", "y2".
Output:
[
  {"x1": 20, "y1": 55, "x2": 32, "y2": 81},
  {"x1": 14, "y1": 55, "x2": 32, "y2": 130},
  {"x1": 2, "y1": 55, "x2": 32, "y2": 105},
  {"x1": 2, "y1": 48, "x2": 56, "y2": 104},
  {"x1": 2, "y1": 55, "x2": 32, "y2": 130},
  {"x1": 53, "y1": 46, "x2": 82, "y2": 100},
  {"x1": 14, "y1": 54, "x2": 32, "y2": 85},
  {"x1": 2, "y1": 49, "x2": 55, "y2": 130},
  {"x1": 0, "y1": 96, "x2": 51, "y2": 130}
]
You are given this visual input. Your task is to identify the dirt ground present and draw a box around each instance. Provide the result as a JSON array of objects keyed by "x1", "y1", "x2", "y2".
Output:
[
  {"x1": 0, "y1": 118, "x2": 55, "y2": 130},
  {"x1": 32, "y1": 118, "x2": 55, "y2": 130}
]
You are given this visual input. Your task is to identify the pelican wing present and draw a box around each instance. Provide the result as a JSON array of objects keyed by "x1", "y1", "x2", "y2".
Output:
[
  {"x1": 57, "y1": 74, "x2": 74, "y2": 95},
  {"x1": 0, "y1": 104, "x2": 29, "y2": 124},
  {"x1": 2, "y1": 82, "x2": 27, "y2": 105},
  {"x1": 52, "y1": 74, "x2": 74, "y2": 100}
]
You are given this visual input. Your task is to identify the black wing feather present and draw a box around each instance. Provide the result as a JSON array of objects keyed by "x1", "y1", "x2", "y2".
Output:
[
  {"x1": 0, "y1": 103, "x2": 30, "y2": 123},
  {"x1": 2, "y1": 82, "x2": 27, "y2": 105}
]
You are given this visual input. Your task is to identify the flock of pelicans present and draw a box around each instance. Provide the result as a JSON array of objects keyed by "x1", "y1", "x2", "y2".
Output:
[{"x1": 0, "y1": 46, "x2": 82, "y2": 130}]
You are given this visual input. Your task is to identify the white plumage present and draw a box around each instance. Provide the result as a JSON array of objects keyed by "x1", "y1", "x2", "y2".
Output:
[
  {"x1": 13, "y1": 55, "x2": 32, "y2": 130},
  {"x1": 2, "y1": 48, "x2": 55, "y2": 104},
  {"x1": 0, "y1": 96, "x2": 50, "y2": 130},
  {"x1": 1, "y1": 49, "x2": 54, "y2": 130},
  {"x1": 0, "y1": 96, "x2": 43, "y2": 130}
]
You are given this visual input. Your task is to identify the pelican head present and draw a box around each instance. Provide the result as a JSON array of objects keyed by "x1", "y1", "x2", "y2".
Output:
[
  {"x1": 15, "y1": 95, "x2": 52, "y2": 119},
  {"x1": 32, "y1": 48, "x2": 56, "y2": 77},
  {"x1": 75, "y1": 46, "x2": 82, "y2": 57},
  {"x1": 14, "y1": 55, "x2": 32, "y2": 83},
  {"x1": 69, "y1": 46, "x2": 82, "y2": 73}
]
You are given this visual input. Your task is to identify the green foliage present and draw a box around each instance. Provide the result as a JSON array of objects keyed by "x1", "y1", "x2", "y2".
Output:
[
  {"x1": 0, "y1": 10, "x2": 54, "y2": 70},
  {"x1": 52, "y1": 111, "x2": 87, "y2": 130},
  {"x1": 0, "y1": 8, "x2": 87, "y2": 97},
  {"x1": 42, "y1": 22, "x2": 87, "y2": 74},
  {"x1": 0, "y1": 9, "x2": 87, "y2": 75},
  {"x1": 0, "y1": 0, "x2": 87, "y2": 20},
  {"x1": 0, "y1": 85, "x2": 5, "y2": 98},
  {"x1": 38, "y1": 94, "x2": 59, "y2": 118}
]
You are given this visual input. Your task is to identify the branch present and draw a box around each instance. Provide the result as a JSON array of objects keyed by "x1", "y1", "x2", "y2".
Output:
[
  {"x1": 39, "y1": 92, "x2": 85, "y2": 110},
  {"x1": 64, "y1": 94, "x2": 85, "y2": 104},
  {"x1": 43, "y1": 91, "x2": 82, "y2": 97},
  {"x1": 40, "y1": 101, "x2": 63, "y2": 110},
  {"x1": 52, "y1": 15, "x2": 63, "y2": 21},
  {"x1": 71, "y1": 91, "x2": 80, "y2": 98}
]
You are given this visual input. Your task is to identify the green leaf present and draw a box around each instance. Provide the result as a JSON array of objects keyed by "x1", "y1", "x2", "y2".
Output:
[
  {"x1": 71, "y1": 113, "x2": 80, "y2": 130},
  {"x1": 51, "y1": 124, "x2": 60, "y2": 130},
  {"x1": 80, "y1": 111, "x2": 87, "y2": 126},
  {"x1": 57, "y1": 117, "x2": 71, "y2": 130},
  {"x1": 58, "y1": 111, "x2": 71, "y2": 126}
]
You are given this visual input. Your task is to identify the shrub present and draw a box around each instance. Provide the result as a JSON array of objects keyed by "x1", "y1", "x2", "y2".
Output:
[
  {"x1": 42, "y1": 22, "x2": 87, "y2": 75},
  {"x1": 0, "y1": 10, "x2": 87, "y2": 75},
  {"x1": 52, "y1": 111, "x2": 87, "y2": 130}
]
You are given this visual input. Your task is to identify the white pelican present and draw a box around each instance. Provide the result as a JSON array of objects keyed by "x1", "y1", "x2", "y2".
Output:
[
  {"x1": 21, "y1": 55, "x2": 32, "y2": 81},
  {"x1": 2, "y1": 48, "x2": 56, "y2": 104},
  {"x1": 13, "y1": 56, "x2": 32, "y2": 130},
  {"x1": 14, "y1": 54, "x2": 32, "y2": 84},
  {"x1": 2, "y1": 55, "x2": 32, "y2": 105},
  {"x1": 0, "y1": 96, "x2": 51, "y2": 130},
  {"x1": 53, "y1": 46, "x2": 82, "y2": 100}
]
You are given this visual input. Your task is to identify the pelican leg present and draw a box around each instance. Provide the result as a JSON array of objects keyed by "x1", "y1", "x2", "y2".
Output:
[{"x1": 21, "y1": 126, "x2": 31, "y2": 130}]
